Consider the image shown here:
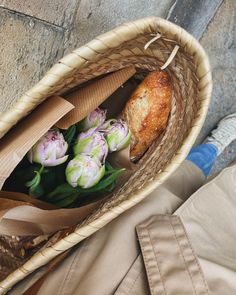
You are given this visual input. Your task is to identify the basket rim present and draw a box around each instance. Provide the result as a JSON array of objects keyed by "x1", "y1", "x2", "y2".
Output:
[
  {"x1": 0, "y1": 16, "x2": 212, "y2": 294},
  {"x1": 0, "y1": 16, "x2": 210, "y2": 139}
]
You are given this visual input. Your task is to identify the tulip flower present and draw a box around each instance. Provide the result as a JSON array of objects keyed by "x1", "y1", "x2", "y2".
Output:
[
  {"x1": 79, "y1": 108, "x2": 106, "y2": 132},
  {"x1": 98, "y1": 119, "x2": 117, "y2": 131},
  {"x1": 28, "y1": 129, "x2": 68, "y2": 167},
  {"x1": 66, "y1": 154, "x2": 105, "y2": 188},
  {"x1": 73, "y1": 128, "x2": 108, "y2": 163},
  {"x1": 103, "y1": 119, "x2": 131, "y2": 152}
]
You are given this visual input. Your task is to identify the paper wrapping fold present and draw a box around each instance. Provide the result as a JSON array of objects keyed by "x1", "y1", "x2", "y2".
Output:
[
  {"x1": 0, "y1": 96, "x2": 74, "y2": 190},
  {"x1": 56, "y1": 66, "x2": 136, "y2": 129},
  {"x1": 108, "y1": 145, "x2": 135, "y2": 170},
  {"x1": 0, "y1": 69, "x2": 136, "y2": 238},
  {"x1": 0, "y1": 191, "x2": 56, "y2": 210},
  {"x1": 0, "y1": 191, "x2": 99, "y2": 236}
]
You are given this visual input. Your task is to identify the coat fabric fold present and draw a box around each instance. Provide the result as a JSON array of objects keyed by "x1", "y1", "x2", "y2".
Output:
[{"x1": 9, "y1": 161, "x2": 236, "y2": 295}]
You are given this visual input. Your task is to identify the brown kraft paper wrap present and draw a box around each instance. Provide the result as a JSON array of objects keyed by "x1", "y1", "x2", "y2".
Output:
[
  {"x1": 56, "y1": 66, "x2": 136, "y2": 129},
  {"x1": 0, "y1": 191, "x2": 99, "y2": 236},
  {"x1": 0, "y1": 96, "x2": 74, "y2": 190},
  {"x1": 0, "y1": 68, "x2": 136, "y2": 238}
]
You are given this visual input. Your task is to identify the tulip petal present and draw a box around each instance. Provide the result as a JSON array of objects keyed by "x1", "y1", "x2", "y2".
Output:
[
  {"x1": 66, "y1": 155, "x2": 105, "y2": 189},
  {"x1": 29, "y1": 129, "x2": 68, "y2": 167},
  {"x1": 82, "y1": 164, "x2": 105, "y2": 188},
  {"x1": 74, "y1": 129, "x2": 108, "y2": 163},
  {"x1": 43, "y1": 155, "x2": 68, "y2": 167},
  {"x1": 117, "y1": 130, "x2": 132, "y2": 151}
]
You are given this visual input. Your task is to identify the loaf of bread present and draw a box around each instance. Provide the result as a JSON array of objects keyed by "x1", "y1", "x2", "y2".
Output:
[{"x1": 123, "y1": 71, "x2": 172, "y2": 160}]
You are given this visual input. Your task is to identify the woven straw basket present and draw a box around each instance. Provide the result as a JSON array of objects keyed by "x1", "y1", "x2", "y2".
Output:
[{"x1": 0, "y1": 17, "x2": 212, "y2": 294}]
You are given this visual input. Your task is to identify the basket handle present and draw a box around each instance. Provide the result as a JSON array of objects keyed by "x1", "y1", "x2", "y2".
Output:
[{"x1": 22, "y1": 249, "x2": 71, "y2": 295}]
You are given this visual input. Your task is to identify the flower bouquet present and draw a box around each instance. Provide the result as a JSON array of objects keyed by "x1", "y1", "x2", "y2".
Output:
[
  {"x1": 0, "y1": 67, "x2": 138, "y2": 245},
  {"x1": 9, "y1": 108, "x2": 131, "y2": 208}
]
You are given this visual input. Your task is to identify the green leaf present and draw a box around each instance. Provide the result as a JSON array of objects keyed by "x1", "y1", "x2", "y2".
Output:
[
  {"x1": 54, "y1": 194, "x2": 78, "y2": 208},
  {"x1": 49, "y1": 191, "x2": 79, "y2": 202},
  {"x1": 48, "y1": 168, "x2": 124, "y2": 195},
  {"x1": 104, "y1": 162, "x2": 122, "y2": 175},
  {"x1": 46, "y1": 167, "x2": 125, "y2": 206},
  {"x1": 78, "y1": 168, "x2": 125, "y2": 193},
  {"x1": 76, "y1": 120, "x2": 85, "y2": 132},
  {"x1": 63, "y1": 125, "x2": 77, "y2": 145},
  {"x1": 29, "y1": 184, "x2": 45, "y2": 198},
  {"x1": 48, "y1": 183, "x2": 77, "y2": 198},
  {"x1": 105, "y1": 161, "x2": 115, "y2": 171}
]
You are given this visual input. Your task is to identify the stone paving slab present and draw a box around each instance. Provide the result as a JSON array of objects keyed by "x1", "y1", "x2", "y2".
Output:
[
  {"x1": 197, "y1": 0, "x2": 236, "y2": 174},
  {"x1": 64, "y1": 0, "x2": 175, "y2": 53},
  {"x1": 0, "y1": 9, "x2": 64, "y2": 112},
  {"x1": 0, "y1": 0, "x2": 79, "y2": 28},
  {"x1": 167, "y1": 0, "x2": 223, "y2": 39}
]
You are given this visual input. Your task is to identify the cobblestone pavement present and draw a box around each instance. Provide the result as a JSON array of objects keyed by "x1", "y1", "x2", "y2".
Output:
[{"x1": 0, "y1": 0, "x2": 235, "y2": 174}]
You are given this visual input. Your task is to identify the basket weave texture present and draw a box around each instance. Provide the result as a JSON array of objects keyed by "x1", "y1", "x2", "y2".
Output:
[{"x1": 0, "y1": 17, "x2": 212, "y2": 294}]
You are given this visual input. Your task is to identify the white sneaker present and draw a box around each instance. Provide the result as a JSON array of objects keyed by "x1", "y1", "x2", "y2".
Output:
[{"x1": 205, "y1": 113, "x2": 236, "y2": 155}]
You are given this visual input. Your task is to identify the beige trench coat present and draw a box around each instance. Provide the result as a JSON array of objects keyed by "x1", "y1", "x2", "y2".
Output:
[{"x1": 9, "y1": 161, "x2": 236, "y2": 295}]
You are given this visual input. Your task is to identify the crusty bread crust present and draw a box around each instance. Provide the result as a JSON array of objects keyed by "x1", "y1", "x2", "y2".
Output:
[{"x1": 123, "y1": 71, "x2": 172, "y2": 160}]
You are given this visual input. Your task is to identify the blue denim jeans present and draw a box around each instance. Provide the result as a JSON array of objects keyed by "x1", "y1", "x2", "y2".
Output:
[{"x1": 187, "y1": 143, "x2": 218, "y2": 176}]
